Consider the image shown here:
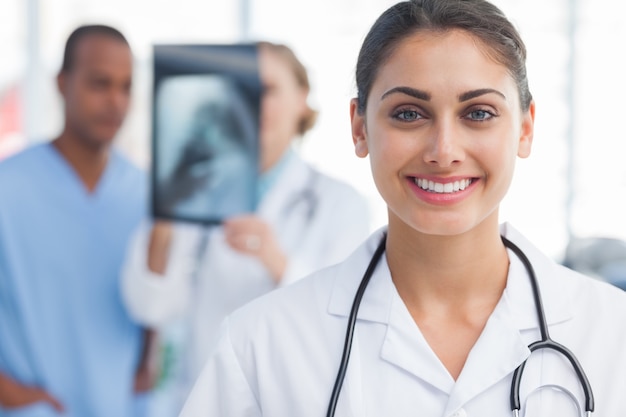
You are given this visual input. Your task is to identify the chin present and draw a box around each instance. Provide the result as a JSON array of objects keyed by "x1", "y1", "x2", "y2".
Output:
[
  {"x1": 393, "y1": 209, "x2": 479, "y2": 238},
  {"x1": 86, "y1": 134, "x2": 116, "y2": 149},
  {"x1": 415, "y1": 222, "x2": 472, "y2": 237},
  {"x1": 415, "y1": 210, "x2": 499, "y2": 239}
]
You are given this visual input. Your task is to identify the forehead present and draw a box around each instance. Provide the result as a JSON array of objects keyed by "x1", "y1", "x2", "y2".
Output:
[
  {"x1": 372, "y1": 29, "x2": 516, "y2": 99},
  {"x1": 71, "y1": 35, "x2": 132, "y2": 74},
  {"x1": 258, "y1": 48, "x2": 294, "y2": 83}
]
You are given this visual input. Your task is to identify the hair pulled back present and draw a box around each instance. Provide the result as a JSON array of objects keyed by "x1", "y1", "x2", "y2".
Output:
[{"x1": 355, "y1": 0, "x2": 532, "y2": 114}]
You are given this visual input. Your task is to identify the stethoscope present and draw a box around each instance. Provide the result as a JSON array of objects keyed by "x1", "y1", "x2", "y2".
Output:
[{"x1": 326, "y1": 233, "x2": 595, "y2": 417}]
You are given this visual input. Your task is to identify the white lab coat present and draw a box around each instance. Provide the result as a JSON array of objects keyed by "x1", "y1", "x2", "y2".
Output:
[
  {"x1": 180, "y1": 223, "x2": 626, "y2": 417},
  {"x1": 122, "y1": 152, "x2": 372, "y2": 397}
]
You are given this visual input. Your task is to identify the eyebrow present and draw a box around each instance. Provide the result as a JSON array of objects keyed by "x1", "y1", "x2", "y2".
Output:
[
  {"x1": 381, "y1": 86, "x2": 430, "y2": 101},
  {"x1": 459, "y1": 88, "x2": 506, "y2": 102},
  {"x1": 380, "y1": 86, "x2": 506, "y2": 102}
]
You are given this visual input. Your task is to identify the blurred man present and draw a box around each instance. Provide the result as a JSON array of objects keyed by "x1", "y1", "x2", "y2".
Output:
[{"x1": 0, "y1": 25, "x2": 150, "y2": 416}]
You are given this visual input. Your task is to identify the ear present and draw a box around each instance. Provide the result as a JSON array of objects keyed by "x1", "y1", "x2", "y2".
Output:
[
  {"x1": 56, "y1": 72, "x2": 66, "y2": 96},
  {"x1": 350, "y1": 98, "x2": 369, "y2": 158},
  {"x1": 517, "y1": 100, "x2": 535, "y2": 159}
]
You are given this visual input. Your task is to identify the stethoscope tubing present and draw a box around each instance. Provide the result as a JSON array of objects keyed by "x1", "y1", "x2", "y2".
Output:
[
  {"x1": 503, "y1": 235, "x2": 594, "y2": 414},
  {"x1": 327, "y1": 233, "x2": 595, "y2": 417},
  {"x1": 326, "y1": 234, "x2": 387, "y2": 417}
]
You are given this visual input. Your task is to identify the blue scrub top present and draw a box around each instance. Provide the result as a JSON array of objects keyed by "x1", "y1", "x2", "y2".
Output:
[{"x1": 0, "y1": 143, "x2": 147, "y2": 416}]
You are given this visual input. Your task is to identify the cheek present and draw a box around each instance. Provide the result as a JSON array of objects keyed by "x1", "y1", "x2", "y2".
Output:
[
  {"x1": 476, "y1": 137, "x2": 519, "y2": 185},
  {"x1": 67, "y1": 92, "x2": 91, "y2": 120},
  {"x1": 261, "y1": 96, "x2": 283, "y2": 125},
  {"x1": 75, "y1": 90, "x2": 100, "y2": 113},
  {"x1": 367, "y1": 131, "x2": 412, "y2": 195},
  {"x1": 368, "y1": 126, "x2": 416, "y2": 168},
  {"x1": 118, "y1": 93, "x2": 131, "y2": 110}
]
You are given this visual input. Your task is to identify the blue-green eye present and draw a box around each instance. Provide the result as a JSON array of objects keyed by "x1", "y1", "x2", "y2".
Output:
[
  {"x1": 393, "y1": 109, "x2": 422, "y2": 121},
  {"x1": 466, "y1": 109, "x2": 494, "y2": 121}
]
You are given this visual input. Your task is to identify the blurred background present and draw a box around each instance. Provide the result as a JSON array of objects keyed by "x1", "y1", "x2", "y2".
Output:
[{"x1": 0, "y1": 0, "x2": 625, "y2": 271}]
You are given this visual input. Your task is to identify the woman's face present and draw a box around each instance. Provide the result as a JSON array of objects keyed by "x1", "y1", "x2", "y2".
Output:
[
  {"x1": 351, "y1": 29, "x2": 534, "y2": 237},
  {"x1": 258, "y1": 48, "x2": 308, "y2": 172}
]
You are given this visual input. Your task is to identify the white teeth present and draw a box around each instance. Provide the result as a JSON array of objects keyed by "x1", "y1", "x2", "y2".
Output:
[{"x1": 414, "y1": 178, "x2": 472, "y2": 194}]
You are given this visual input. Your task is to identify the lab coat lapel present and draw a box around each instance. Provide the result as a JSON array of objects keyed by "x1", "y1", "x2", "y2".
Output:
[
  {"x1": 327, "y1": 228, "x2": 392, "y2": 324},
  {"x1": 257, "y1": 151, "x2": 310, "y2": 223},
  {"x1": 381, "y1": 252, "x2": 535, "y2": 403},
  {"x1": 256, "y1": 153, "x2": 316, "y2": 257},
  {"x1": 443, "y1": 291, "x2": 530, "y2": 414},
  {"x1": 328, "y1": 229, "x2": 456, "y2": 393},
  {"x1": 381, "y1": 290, "x2": 456, "y2": 394},
  {"x1": 499, "y1": 223, "x2": 574, "y2": 330},
  {"x1": 327, "y1": 227, "x2": 535, "y2": 396},
  {"x1": 445, "y1": 223, "x2": 575, "y2": 413}
]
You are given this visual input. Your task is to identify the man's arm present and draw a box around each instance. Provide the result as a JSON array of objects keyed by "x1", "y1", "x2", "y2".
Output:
[{"x1": 0, "y1": 371, "x2": 64, "y2": 412}]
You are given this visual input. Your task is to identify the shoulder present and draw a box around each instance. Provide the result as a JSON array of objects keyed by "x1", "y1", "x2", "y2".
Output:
[
  {"x1": 278, "y1": 154, "x2": 369, "y2": 215},
  {"x1": 310, "y1": 165, "x2": 360, "y2": 193},
  {"x1": 110, "y1": 149, "x2": 148, "y2": 188},
  {"x1": 222, "y1": 263, "x2": 341, "y2": 378},
  {"x1": 226, "y1": 228, "x2": 385, "y2": 344},
  {"x1": 502, "y1": 222, "x2": 626, "y2": 321},
  {"x1": 0, "y1": 144, "x2": 49, "y2": 196},
  {"x1": 298, "y1": 160, "x2": 368, "y2": 207},
  {"x1": 0, "y1": 143, "x2": 47, "y2": 175},
  {"x1": 227, "y1": 262, "x2": 338, "y2": 342},
  {"x1": 111, "y1": 149, "x2": 145, "y2": 176},
  {"x1": 558, "y1": 263, "x2": 626, "y2": 316}
]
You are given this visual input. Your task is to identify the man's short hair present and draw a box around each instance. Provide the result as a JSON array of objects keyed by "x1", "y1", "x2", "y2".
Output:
[{"x1": 61, "y1": 24, "x2": 129, "y2": 73}]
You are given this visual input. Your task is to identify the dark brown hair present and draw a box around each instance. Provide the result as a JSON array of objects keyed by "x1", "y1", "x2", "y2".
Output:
[{"x1": 355, "y1": 0, "x2": 532, "y2": 114}]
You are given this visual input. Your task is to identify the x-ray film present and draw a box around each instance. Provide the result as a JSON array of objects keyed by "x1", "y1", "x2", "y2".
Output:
[{"x1": 151, "y1": 44, "x2": 261, "y2": 224}]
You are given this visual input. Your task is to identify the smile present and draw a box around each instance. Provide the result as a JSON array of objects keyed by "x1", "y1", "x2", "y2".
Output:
[{"x1": 413, "y1": 178, "x2": 473, "y2": 194}]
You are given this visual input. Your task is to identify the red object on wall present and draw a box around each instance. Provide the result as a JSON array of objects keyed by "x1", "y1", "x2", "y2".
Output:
[{"x1": 0, "y1": 84, "x2": 25, "y2": 160}]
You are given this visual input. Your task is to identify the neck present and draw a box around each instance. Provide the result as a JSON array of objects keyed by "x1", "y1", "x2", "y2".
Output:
[
  {"x1": 386, "y1": 214, "x2": 509, "y2": 318},
  {"x1": 52, "y1": 130, "x2": 110, "y2": 192}
]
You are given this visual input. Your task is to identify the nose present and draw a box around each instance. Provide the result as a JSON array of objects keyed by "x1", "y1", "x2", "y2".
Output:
[{"x1": 422, "y1": 120, "x2": 465, "y2": 168}]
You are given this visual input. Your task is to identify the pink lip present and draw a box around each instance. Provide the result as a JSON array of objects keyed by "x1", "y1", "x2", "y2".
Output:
[{"x1": 406, "y1": 175, "x2": 479, "y2": 205}]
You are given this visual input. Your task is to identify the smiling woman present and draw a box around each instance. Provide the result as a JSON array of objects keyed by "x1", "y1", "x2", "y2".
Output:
[
  {"x1": 352, "y1": 29, "x2": 533, "y2": 237},
  {"x1": 177, "y1": 1, "x2": 626, "y2": 417}
]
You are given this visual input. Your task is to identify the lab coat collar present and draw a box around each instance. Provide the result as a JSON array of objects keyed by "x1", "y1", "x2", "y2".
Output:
[
  {"x1": 442, "y1": 224, "x2": 575, "y2": 413},
  {"x1": 380, "y1": 283, "x2": 532, "y2": 401},
  {"x1": 327, "y1": 223, "x2": 574, "y2": 329},
  {"x1": 441, "y1": 289, "x2": 530, "y2": 412},
  {"x1": 256, "y1": 149, "x2": 312, "y2": 221},
  {"x1": 326, "y1": 223, "x2": 575, "y2": 401},
  {"x1": 499, "y1": 222, "x2": 574, "y2": 330},
  {"x1": 327, "y1": 227, "x2": 393, "y2": 324}
]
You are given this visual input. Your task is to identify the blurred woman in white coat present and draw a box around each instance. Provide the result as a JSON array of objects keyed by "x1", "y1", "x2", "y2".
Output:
[
  {"x1": 121, "y1": 41, "x2": 372, "y2": 413},
  {"x1": 179, "y1": 1, "x2": 626, "y2": 416}
]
